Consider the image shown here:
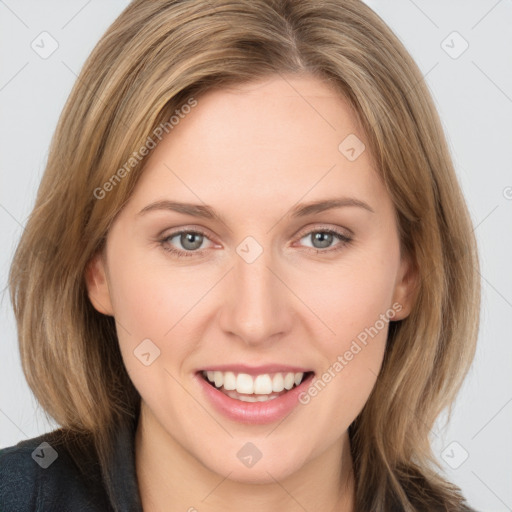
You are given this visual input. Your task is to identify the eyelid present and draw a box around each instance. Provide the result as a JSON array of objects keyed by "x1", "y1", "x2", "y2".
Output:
[
  {"x1": 294, "y1": 223, "x2": 354, "y2": 240},
  {"x1": 158, "y1": 226, "x2": 217, "y2": 244}
]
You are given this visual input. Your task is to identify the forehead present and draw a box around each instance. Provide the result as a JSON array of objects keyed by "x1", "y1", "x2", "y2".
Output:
[
  {"x1": 173, "y1": 74, "x2": 363, "y2": 155},
  {"x1": 128, "y1": 74, "x2": 383, "y2": 216}
]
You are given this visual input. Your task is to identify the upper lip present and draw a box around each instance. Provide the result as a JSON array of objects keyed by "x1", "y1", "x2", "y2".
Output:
[{"x1": 198, "y1": 364, "x2": 314, "y2": 376}]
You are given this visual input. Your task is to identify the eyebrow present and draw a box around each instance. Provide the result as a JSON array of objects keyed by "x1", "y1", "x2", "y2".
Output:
[{"x1": 137, "y1": 197, "x2": 374, "y2": 222}]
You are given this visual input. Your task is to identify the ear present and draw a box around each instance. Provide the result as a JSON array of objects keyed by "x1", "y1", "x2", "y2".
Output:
[
  {"x1": 391, "y1": 250, "x2": 419, "y2": 321},
  {"x1": 84, "y1": 250, "x2": 114, "y2": 316}
]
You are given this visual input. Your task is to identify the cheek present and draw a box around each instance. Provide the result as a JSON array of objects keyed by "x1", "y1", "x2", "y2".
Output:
[
  {"x1": 106, "y1": 255, "x2": 200, "y2": 415},
  {"x1": 293, "y1": 246, "x2": 398, "y2": 420},
  {"x1": 102, "y1": 245, "x2": 188, "y2": 379},
  {"x1": 293, "y1": 247, "x2": 399, "y2": 347},
  {"x1": 107, "y1": 250, "x2": 206, "y2": 339}
]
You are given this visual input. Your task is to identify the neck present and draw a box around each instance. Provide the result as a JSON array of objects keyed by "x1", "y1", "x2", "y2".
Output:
[{"x1": 135, "y1": 402, "x2": 355, "y2": 512}]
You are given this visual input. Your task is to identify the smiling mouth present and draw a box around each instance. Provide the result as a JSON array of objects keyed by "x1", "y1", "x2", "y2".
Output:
[{"x1": 198, "y1": 370, "x2": 315, "y2": 402}]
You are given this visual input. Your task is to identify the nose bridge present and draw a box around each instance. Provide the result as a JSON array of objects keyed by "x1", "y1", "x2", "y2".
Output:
[{"x1": 219, "y1": 237, "x2": 291, "y2": 345}]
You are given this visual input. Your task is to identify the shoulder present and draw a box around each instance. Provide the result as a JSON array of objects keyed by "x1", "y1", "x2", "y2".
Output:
[{"x1": 0, "y1": 429, "x2": 112, "y2": 511}]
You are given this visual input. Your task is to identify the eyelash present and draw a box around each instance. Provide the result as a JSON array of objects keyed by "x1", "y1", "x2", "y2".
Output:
[{"x1": 158, "y1": 227, "x2": 352, "y2": 258}]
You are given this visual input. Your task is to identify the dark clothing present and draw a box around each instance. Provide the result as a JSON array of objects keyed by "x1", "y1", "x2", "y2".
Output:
[
  {"x1": 1, "y1": 413, "x2": 479, "y2": 512},
  {"x1": 0, "y1": 413, "x2": 143, "y2": 512}
]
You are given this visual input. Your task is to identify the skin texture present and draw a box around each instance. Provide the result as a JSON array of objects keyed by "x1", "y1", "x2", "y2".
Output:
[{"x1": 86, "y1": 74, "x2": 418, "y2": 512}]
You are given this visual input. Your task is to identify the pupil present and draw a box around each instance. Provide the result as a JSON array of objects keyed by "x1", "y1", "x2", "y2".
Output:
[
  {"x1": 313, "y1": 232, "x2": 332, "y2": 249},
  {"x1": 182, "y1": 233, "x2": 203, "y2": 250}
]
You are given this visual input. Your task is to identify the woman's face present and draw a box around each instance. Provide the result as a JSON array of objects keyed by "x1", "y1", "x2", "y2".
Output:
[{"x1": 86, "y1": 74, "x2": 416, "y2": 483}]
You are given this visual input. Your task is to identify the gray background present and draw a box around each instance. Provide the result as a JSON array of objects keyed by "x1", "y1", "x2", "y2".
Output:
[{"x1": 1, "y1": 1, "x2": 511, "y2": 510}]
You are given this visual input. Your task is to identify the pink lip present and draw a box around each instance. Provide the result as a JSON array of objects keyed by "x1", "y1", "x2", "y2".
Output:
[
  {"x1": 198, "y1": 364, "x2": 312, "y2": 376},
  {"x1": 195, "y1": 371, "x2": 315, "y2": 425}
]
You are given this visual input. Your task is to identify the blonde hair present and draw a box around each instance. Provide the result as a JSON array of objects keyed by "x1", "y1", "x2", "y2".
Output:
[{"x1": 9, "y1": 0, "x2": 480, "y2": 510}]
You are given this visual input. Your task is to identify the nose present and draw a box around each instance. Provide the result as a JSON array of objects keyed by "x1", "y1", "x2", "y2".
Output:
[{"x1": 217, "y1": 243, "x2": 294, "y2": 347}]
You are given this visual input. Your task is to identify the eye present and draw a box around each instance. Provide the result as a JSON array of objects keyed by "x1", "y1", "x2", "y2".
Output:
[
  {"x1": 158, "y1": 226, "x2": 352, "y2": 258},
  {"x1": 159, "y1": 229, "x2": 213, "y2": 258},
  {"x1": 297, "y1": 228, "x2": 352, "y2": 253}
]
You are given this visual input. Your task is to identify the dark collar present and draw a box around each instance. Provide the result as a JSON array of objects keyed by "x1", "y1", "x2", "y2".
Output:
[{"x1": 101, "y1": 408, "x2": 144, "y2": 512}]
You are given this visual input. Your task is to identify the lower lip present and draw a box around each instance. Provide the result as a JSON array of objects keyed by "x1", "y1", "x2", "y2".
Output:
[{"x1": 195, "y1": 372, "x2": 315, "y2": 425}]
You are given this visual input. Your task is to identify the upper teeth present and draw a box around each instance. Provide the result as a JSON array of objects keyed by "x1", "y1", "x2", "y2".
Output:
[{"x1": 203, "y1": 371, "x2": 305, "y2": 394}]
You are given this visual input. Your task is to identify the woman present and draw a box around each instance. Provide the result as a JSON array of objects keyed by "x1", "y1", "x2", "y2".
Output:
[{"x1": 0, "y1": 0, "x2": 480, "y2": 510}]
